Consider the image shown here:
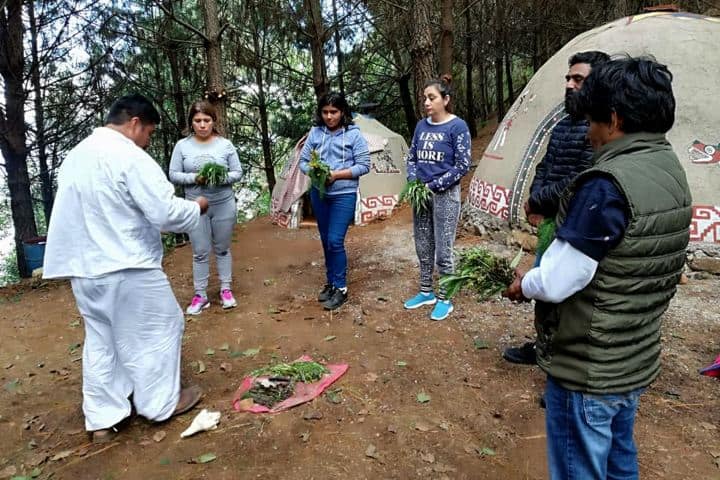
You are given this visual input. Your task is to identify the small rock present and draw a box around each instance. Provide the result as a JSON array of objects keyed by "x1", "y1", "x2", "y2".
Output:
[
  {"x1": 365, "y1": 372, "x2": 378, "y2": 382},
  {"x1": 375, "y1": 324, "x2": 391, "y2": 333},
  {"x1": 219, "y1": 362, "x2": 232, "y2": 372},
  {"x1": 358, "y1": 409, "x2": 369, "y2": 416},
  {"x1": 365, "y1": 444, "x2": 379, "y2": 459},
  {"x1": 153, "y1": 430, "x2": 167, "y2": 442},
  {"x1": 415, "y1": 421, "x2": 432, "y2": 432},
  {"x1": 303, "y1": 411, "x2": 323, "y2": 421},
  {"x1": 387, "y1": 424, "x2": 398, "y2": 434},
  {"x1": 299, "y1": 431, "x2": 310, "y2": 442},
  {"x1": 421, "y1": 452, "x2": 435, "y2": 463},
  {"x1": 678, "y1": 273, "x2": 689, "y2": 285}
]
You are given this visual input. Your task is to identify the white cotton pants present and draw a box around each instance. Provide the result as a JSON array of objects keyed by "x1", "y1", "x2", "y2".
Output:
[{"x1": 70, "y1": 269, "x2": 184, "y2": 431}]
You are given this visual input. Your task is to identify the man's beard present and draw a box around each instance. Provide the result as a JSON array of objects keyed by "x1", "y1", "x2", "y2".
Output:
[{"x1": 564, "y1": 89, "x2": 583, "y2": 120}]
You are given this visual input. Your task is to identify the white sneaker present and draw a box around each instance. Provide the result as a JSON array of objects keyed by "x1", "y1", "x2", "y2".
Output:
[
  {"x1": 220, "y1": 289, "x2": 237, "y2": 309},
  {"x1": 186, "y1": 295, "x2": 210, "y2": 315}
]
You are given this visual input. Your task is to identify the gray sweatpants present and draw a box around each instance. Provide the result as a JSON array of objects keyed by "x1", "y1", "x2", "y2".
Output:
[
  {"x1": 412, "y1": 183, "x2": 461, "y2": 299},
  {"x1": 188, "y1": 196, "x2": 236, "y2": 297}
]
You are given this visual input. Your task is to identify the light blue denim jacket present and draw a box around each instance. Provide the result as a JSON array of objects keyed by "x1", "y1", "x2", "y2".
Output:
[{"x1": 299, "y1": 124, "x2": 370, "y2": 196}]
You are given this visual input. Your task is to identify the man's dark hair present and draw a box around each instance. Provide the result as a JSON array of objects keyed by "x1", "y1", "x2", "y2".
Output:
[
  {"x1": 576, "y1": 56, "x2": 675, "y2": 134},
  {"x1": 105, "y1": 94, "x2": 161, "y2": 126},
  {"x1": 569, "y1": 51, "x2": 610, "y2": 70},
  {"x1": 314, "y1": 91, "x2": 354, "y2": 128}
]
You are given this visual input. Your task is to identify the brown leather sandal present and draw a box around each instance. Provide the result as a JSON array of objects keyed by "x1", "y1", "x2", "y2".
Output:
[{"x1": 172, "y1": 385, "x2": 203, "y2": 417}]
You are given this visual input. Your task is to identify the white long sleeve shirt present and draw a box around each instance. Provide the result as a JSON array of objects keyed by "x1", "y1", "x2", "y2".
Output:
[
  {"x1": 521, "y1": 238, "x2": 599, "y2": 303},
  {"x1": 43, "y1": 127, "x2": 200, "y2": 279}
]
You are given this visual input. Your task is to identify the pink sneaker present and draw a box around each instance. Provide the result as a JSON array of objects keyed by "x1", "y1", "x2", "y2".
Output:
[
  {"x1": 186, "y1": 295, "x2": 209, "y2": 315},
  {"x1": 220, "y1": 289, "x2": 237, "y2": 309}
]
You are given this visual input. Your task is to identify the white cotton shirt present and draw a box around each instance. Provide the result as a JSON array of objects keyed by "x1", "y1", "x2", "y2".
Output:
[
  {"x1": 43, "y1": 127, "x2": 201, "y2": 279},
  {"x1": 521, "y1": 238, "x2": 599, "y2": 303}
]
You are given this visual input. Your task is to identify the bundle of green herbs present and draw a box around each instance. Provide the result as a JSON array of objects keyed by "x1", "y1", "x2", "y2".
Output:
[
  {"x1": 197, "y1": 162, "x2": 228, "y2": 186},
  {"x1": 536, "y1": 217, "x2": 556, "y2": 258},
  {"x1": 398, "y1": 179, "x2": 432, "y2": 214},
  {"x1": 250, "y1": 360, "x2": 329, "y2": 383},
  {"x1": 308, "y1": 150, "x2": 331, "y2": 198},
  {"x1": 439, "y1": 247, "x2": 523, "y2": 300}
]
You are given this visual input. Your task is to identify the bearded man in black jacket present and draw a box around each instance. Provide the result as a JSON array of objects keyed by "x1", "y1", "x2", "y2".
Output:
[{"x1": 503, "y1": 50, "x2": 610, "y2": 365}]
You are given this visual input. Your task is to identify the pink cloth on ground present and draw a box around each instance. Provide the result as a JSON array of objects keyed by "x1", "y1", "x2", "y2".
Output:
[{"x1": 232, "y1": 355, "x2": 348, "y2": 413}]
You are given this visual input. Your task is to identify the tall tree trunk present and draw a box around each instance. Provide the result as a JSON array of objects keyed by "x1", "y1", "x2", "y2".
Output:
[
  {"x1": 494, "y1": 0, "x2": 505, "y2": 120},
  {"x1": 438, "y1": 0, "x2": 454, "y2": 78},
  {"x1": 305, "y1": 0, "x2": 329, "y2": 101},
  {"x1": 162, "y1": 0, "x2": 186, "y2": 139},
  {"x1": 398, "y1": 73, "x2": 417, "y2": 134},
  {"x1": 28, "y1": 0, "x2": 54, "y2": 225},
  {"x1": 478, "y1": 61, "x2": 488, "y2": 120},
  {"x1": 410, "y1": 0, "x2": 436, "y2": 115},
  {"x1": 200, "y1": 0, "x2": 227, "y2": 135},
  {"x1": 0, "y1": 0, "x2": 39, "y2": 278},
  {"x1": 463, "y1": 0, "x2": 477, "y2": 137},
  {"x1": 250, "y1": 7, "x2": 277, "y2": 192},
  {"x1": 494, "y1": 57, "x2": 504, "y2": 121},
  {"x1": 504, "y1": 52, "x2": 514, "y2": 104},
  {"x1": 331, "y1": 0, "x2": 345, "y2": 95}
]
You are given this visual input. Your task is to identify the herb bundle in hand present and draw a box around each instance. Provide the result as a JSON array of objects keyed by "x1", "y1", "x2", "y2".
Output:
[
  {"x1": 439, "y1": 247, "x2": 523, "y2": 300},
  {"x1": 398, "y1": 179, "x2": 432, "y2": 214},
  {"x1": 308, "y1": 150, "x2": 331, "y2": 198},
  {"x1": 197, "y1": 162, "x2": 228, "y2": 186}
]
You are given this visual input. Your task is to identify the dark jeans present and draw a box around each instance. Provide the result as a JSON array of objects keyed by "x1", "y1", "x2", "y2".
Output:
[
  {"x1": 310, "y1": 189, "x2": 356, "y2": 289},
  {"x1": 544, "y1": 376, "x2": 644, "y2": 480}
]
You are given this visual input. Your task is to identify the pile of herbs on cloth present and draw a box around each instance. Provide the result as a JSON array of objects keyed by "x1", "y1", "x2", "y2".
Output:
[
  {"x1": 398, "y1": 179, "x2": 432, "y2": 214},
  {"x1": 197, "y1": 162, "x2": 228, "y2": 186},
  {"x1": 308, "y1": 150, "x2": 331, "y2": 198},
  {"x1": 439, "y1": 247, "x2": 523, "y2": 300},
  {"x1": 242, "y1": 361, "x2": 329, "y2": 408}
]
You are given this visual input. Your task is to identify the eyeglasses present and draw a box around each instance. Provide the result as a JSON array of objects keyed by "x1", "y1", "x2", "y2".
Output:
[{"x1": 565, "y1": 74, "x2": 586, "y2": 83}]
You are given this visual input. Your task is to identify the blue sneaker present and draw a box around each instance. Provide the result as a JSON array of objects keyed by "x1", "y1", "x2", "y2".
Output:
[
  {"x1": 430, "y1": 300, "x2": 454, "y2": 321},
  {"x1": 403, "y1": 291, "x2": 437, "y2": 309}
]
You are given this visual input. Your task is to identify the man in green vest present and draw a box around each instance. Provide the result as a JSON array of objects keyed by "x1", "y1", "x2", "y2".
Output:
[{"x1": 504, "y1": 57, "x2": 692, "y2": 479}]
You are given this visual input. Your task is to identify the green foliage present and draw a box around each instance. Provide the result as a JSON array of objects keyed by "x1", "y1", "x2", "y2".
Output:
[
  {"x1": 197, "y1": 162, "x2": 228, "y2": 186},
  {"x1": 439, "y1": 248, "x2": 522, "y2": 300},
  {"x1": 536, "y1": 218, "x2": 557, "y2": 257},
  {"x1": 398, "y1": 180, "x2": 432, "y2": 214},
  {"x1": 250, "y1": 361, "x2": 329, "y2": 383},
  {"x1": 308, "y1": 150, "x2": 331, "y2": 198},
  {"x1": 0, "y1": 250, "x2": 20, "y2": 287}
]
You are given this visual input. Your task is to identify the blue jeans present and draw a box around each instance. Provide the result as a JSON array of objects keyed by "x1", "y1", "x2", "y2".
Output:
[
  {"x1": 310, "y1": 189, "x2": 356, "y2": 289},
  {"x1": 544, "y1": 376, "x2": 644, "y2": 480}
]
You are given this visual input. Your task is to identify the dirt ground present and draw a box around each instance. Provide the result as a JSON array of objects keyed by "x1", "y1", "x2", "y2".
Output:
[{"x1": 1, "y1": 143, "x2": 720, "y2": 480}]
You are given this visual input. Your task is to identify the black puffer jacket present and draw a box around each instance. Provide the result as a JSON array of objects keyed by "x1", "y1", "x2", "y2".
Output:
[{"x1": 527, "y1": 117, "x2": 594, "y2": 217}]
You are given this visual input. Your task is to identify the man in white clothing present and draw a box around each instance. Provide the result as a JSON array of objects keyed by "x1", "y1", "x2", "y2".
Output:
[{"x1": 43, "y1": 94, "x2": 209, "y2": 443}]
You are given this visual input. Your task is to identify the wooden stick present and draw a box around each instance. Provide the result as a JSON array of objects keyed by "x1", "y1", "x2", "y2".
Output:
[{"x1": 51, "y1": 442, "x2": 120, "y2": 474}]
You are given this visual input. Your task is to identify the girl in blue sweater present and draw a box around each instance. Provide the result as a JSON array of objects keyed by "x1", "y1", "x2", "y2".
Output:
[
  {"x1": 403, "y1": 78, "x2": 472, "y2": 321},
  {"x1": 299, "y1": 92, "x2": 370, "y2": 310}
]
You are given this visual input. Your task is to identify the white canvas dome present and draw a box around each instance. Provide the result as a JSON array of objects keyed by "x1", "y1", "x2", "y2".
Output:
[{"x1": 467, "y1": 12, "x2": 720, "y2": 243}]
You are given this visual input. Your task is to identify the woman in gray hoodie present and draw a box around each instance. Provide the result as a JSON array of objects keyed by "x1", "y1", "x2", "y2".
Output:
[
  {"x1": 169, "y1": 100, "x2": 243, "y2": 315},
  {"x1": 299, "y1": 92, "x2": 370, "y2": 310}
]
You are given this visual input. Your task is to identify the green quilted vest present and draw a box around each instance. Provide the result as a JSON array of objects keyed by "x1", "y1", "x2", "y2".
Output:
[{"x1": 535, "y1": 132, "x2": 692, "y2": 394}]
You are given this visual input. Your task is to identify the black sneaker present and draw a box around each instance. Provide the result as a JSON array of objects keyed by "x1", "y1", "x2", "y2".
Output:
[
  {"x1": 502, "y1": 341, "x2": 537, "y2": 365},
  {"x1": 318, "y1": 284, "x2": 334, "y2": 302},
  {"x1": 322, "y1": 288, "x2": 347, "y2": 310}
]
